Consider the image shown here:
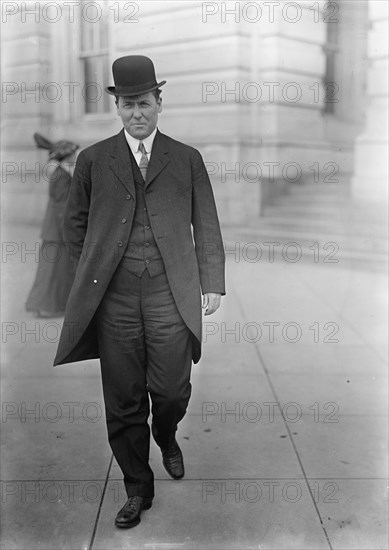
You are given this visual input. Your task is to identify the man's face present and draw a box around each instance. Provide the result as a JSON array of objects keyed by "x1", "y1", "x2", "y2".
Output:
[{"x1": 116, "y1": 92, "x2": 162, "y2": 140}]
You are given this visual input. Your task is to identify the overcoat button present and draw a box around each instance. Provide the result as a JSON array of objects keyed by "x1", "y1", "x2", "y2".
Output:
[
  {"x1": 121, "y1": 218, "x2": 127, "y2": 223},
  {"x1": 144, "y1": 225, "x2": 150, "y2": 230},
  {"x1": 145, "y1": 242, "x2": 150, "y2": 247},
  {"x1": 118, "y1": 241, "x2": 123, "y2": 247},
  {"x1": 93, "y1": 279, "x2": 97, "y2": 284},
  {"x1": 145, "y1": 260, "x2": 150, "y2": 264},
  {"x1": 126, "y1": 194, "x2": 131, "y2": 200}
]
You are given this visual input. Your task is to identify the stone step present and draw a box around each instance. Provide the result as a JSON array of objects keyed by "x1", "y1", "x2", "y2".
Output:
[
  {"x1": 257, "y1": 216, "x2": 386, "y2": 237},
  {"x1": 269, "y1": 198, "x2": 350, "y2": 209},
  {"x1": 243, "y1": 224, "x2": 386, "y2": 250},
  {"x1": 264, "y1": 204, "x2": 387, "y2": 224},
  {"x1": 222, "y1": 225, "x2": 388, "y2": 269},
  {"x1": 254, "y1": 180, "x2": 387, "y2": 268},
  {"x1": 286, "y1": 183, "x2": 348, "y2": 193}
]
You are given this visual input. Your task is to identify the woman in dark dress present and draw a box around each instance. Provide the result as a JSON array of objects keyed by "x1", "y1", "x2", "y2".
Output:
[{"x1": 26, "y1": 134, "x2": 80, "y2": 318}]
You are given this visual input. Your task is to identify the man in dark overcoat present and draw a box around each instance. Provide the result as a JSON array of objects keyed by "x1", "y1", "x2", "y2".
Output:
[{"x1": 53, "y1": 55, "x2": 225, "y2": 528}]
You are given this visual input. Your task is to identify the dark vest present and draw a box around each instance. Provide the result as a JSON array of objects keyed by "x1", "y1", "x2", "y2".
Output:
[{"x1": 122, "y1": 149, "x2": 165, "y2": 277}]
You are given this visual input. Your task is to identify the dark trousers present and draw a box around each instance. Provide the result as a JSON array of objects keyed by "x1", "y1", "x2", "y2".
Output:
[{"x1": 96, "y1": 262, "x2": 193, "y2": 498}]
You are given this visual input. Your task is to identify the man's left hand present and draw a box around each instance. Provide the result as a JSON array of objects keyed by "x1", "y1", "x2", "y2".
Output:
[{"x1": 202, "y1": 293, "x2": 222, "y2": 316}]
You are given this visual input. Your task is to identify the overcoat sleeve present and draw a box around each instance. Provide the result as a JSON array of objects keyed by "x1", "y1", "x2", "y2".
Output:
[
  {"x1": 190, "y1": 149, "x2": 225, "y2": 295},
  {"x1": 62, "y1": 150, "x2": 91, "y2": 264}
]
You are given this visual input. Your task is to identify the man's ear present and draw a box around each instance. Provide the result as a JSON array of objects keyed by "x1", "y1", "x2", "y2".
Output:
[{"x1": 157, "y1": 98, "x2": 162, "y2": 114}]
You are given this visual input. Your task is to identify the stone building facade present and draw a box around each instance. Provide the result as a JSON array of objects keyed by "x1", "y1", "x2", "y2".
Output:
[
  {"x1": 352, "y1": 0, "x2": 388, "y2": 203},
  {"x1": 1, "y1": 0, "x2": 380, "y2": 226}
]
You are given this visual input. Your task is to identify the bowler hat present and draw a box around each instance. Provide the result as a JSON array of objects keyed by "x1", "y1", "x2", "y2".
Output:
[{"x1": 105, "y1": 55, "x2": 166, "y2": 97}]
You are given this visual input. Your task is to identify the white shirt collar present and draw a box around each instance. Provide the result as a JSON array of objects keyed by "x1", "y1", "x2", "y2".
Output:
[{"x1": 124, "y1": 127, "x2": 158, "y2": 155}]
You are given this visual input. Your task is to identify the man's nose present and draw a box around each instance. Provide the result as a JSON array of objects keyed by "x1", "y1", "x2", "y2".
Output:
[{"x1": 133, "y1": 105, "x2": 142, "y2": 118}]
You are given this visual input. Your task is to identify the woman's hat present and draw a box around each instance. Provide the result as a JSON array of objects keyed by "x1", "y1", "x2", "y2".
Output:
[
  {"x1": 33, "y1": 133, "x2": 79, "y2": 161},
  {"x1": 105, "y1": 55, "x2": 166, "y2": 97}
]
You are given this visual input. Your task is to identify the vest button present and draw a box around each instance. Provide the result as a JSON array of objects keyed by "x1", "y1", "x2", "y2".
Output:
[
  {"x1": 121, "y1": 218, "x2": 127, "y2": 223},
  {"x1": 145, "y1": 242, "x2": 150, "y2": 247},
  {"x1": 118, "y1": 241, "x2": 123, "y2": 247},
  {"x1": 145, "y1": 260, "x2": 150, "y2": 264},
  {"x1": 126, "y1": 194, "x2": 131, "y2": 200},
  {"x1": 144, "y1": 225, "x2": 150, "y2": 230}
]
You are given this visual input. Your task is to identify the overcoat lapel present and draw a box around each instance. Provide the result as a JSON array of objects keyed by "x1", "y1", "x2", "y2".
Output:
[
  {"x1": 107, "y1": 129, "x2": 170, "y2": 192},
  {"x1": 145, "y1": 131, "x2": 170, "y2": 188},
  {"x1": 107, "y1": 130, "x2": 135, "y2": 196}
]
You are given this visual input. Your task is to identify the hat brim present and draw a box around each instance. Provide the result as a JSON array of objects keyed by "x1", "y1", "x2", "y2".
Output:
[{"x1": 105, "y1": 80, "x2": 166, "y2": 97}]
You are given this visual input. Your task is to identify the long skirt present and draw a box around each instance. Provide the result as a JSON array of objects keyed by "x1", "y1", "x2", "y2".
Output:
[{"x1": 25, "y1": 241, "x2": 76, "y2": 315}]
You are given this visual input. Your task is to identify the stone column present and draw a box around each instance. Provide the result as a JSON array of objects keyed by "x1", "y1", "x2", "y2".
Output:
[
  {"x1": 351, "y1": 0, "x2": 388, "y2": 203},
  {"x1": 1, "y1": 5, "x2": 52, "y2": 224}
]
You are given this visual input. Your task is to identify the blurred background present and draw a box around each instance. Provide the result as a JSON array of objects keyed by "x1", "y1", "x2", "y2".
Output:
[
  {"x1": 1, "y1": 0, "x2": 387, "y2": 267},
  {"x1": 1, "y1": 3, "x2": 388, "y2": 548}
]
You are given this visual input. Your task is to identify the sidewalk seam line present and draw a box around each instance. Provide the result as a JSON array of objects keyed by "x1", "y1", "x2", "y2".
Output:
[
  {"x1": 88, "y1": 454, "x2": 113, "y2": 550},
  {"x1": 295, "y1": 266, "x2": 387, "y2": 365},
  {"x1": 231, "y1": 283, "x2": 334, "y2": 550}
]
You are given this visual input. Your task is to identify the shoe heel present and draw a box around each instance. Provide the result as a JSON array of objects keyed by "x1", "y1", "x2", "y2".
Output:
[{"x1": 143, "y1": 499, "x2": 153, "y2": 510}]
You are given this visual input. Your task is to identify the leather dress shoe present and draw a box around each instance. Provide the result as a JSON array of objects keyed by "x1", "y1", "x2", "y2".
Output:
[
  {"x1": 115, "y1": 495, "x2": 153, "y2": 528},
  {"x1": 162, "y1": 440, "x2": 184, "y2": 480}
]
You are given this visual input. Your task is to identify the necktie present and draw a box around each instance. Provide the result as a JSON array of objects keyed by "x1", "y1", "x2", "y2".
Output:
[{"x1": 138, "y1": 141, "x2": 148, "y2": 181}]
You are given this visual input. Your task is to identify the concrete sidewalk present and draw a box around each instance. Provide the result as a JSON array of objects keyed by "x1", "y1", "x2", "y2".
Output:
[{"x1": 1, "y1": 223, "x2": 388, "y2": 550}]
